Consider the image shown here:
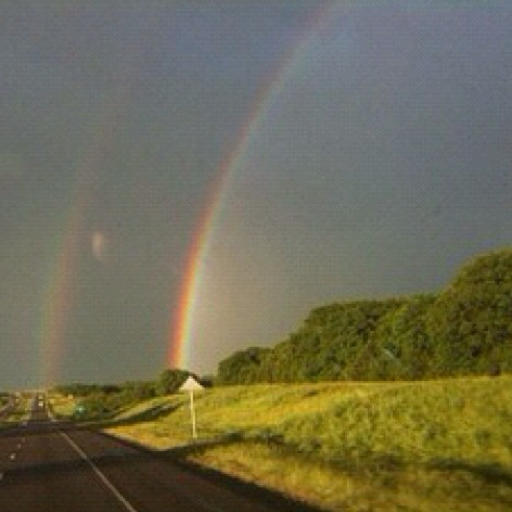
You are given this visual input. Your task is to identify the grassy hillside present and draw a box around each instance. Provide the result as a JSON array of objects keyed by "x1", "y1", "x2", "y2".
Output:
[
  {"x1": 96, "y1": 376, "x2": 512, "y2": 512},
  {"x1": 218, "y1": 248, "x2": 512, "y2": 384},
  {"x1": 50, "y1": 369, "x2": 194, "y2": 421}
]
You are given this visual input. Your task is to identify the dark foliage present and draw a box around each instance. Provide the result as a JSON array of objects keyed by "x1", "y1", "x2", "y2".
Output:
[
  {"x1": 218, "y1": 248, "x2": 512, "y2": 384},
  {"x1": 154, "y1": 368, "x2": 195, "y2": 395},
  {"x1": 55, "y1": 369, "x2": 197, "y2": 420}
]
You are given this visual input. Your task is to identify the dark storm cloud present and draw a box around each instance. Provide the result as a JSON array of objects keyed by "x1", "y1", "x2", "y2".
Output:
[
  {"x1": 0, "y1": 1, "x2": 323, "y2": 387},
  {"x1": 0, "y1": 1, "x2": 511, "y2": 387}
]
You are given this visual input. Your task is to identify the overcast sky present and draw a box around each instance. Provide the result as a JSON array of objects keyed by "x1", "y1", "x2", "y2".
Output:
[{"x1": 0, "y1": 1, "x2": 511, "y2": 389}]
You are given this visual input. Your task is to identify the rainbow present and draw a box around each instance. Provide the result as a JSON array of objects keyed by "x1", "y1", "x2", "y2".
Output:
[
  {"x1": 36, "y1": 21, "x2": 155, "y2": 386},
  {"x1": 38, "y1": 143, "x2": 112, "y2": 387},
  {"x1": 168, "y1": 3, "x2": 335, "y2": 370},
  {"x1": 38, "y1": 81, "x2": 136, "y2": 387},
  {"x1": 38, "y1": 186, "x2": 88, "y2": 387}
]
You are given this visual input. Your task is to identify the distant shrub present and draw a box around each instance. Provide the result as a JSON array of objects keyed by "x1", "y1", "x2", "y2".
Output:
[
  {"x1": 155, "y1": 368, "x2": 193, "y2": 395},
  {"x1": 488, "y1": 363, "x2": 501, "y2": 377}
]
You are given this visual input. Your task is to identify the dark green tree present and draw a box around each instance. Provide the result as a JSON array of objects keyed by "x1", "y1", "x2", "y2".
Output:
[{"x1": 217, "y1": 248, "x2": 512, "y2": 384}]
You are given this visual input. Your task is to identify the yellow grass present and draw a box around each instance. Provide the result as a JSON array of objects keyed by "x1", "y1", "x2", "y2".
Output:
[
  {"x1": 47, "y1": 392, "x2": 79, "y2": 418},
  {"x1": 0, "y1": 395, "x2": 30, "y2": 425},
  {"x1": 99, "y1": 376, "x2": 512, "y2": 511}
]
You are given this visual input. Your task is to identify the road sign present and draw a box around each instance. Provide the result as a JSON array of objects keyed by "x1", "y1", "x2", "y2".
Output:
[
  {"x1": 179, "y1": 377, "x2": 204, "y2": 439},
  {"x1": 179, "y1": 376, "x2": 204, "y2": 392}
]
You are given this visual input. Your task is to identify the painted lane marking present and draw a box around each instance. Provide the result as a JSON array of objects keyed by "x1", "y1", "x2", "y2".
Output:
[
  {"x1": 62, "y1": 433, "x2": 228, "y2": 512},
  {"x1": 59, "y1": 431, "x2": 140, "y2": 512},
  {"x1": 47, "y1": 406, "x2": 56, "y2": 423}
]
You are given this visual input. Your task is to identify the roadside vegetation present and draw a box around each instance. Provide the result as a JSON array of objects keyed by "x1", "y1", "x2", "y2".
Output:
[
  {"x1": 75, "y1": 376, "x2": 512, "y2": 512},
  {"x1": 0, "y1": 393, "x2": 11, "y2": 409},
  {"x1": 49, "y1": 248, "x2": 512, "y2": 510},
  {"x1": 0, "y1": 393, "x2": 30, "y2": 425},
  {"x1": 51, "y1": 369, "x2": 195, "y2": 421},
  {"x1": 218, "y1": 249, "x2": 512, "y2": 384}
]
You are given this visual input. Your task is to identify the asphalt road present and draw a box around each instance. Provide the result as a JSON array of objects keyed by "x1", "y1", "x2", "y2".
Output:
[{"x1": 0, "y1": 395, "x2": 322, "y2": 512}]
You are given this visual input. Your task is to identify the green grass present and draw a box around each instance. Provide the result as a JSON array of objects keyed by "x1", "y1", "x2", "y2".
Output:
[
  {"x1": 99, "y1": 376, "x2": 512, "y2": 511},
  {"x1": 48, "y1": 392, "x2": 79, "y2": 419},
  {"x1": 0, "y1": 395, "x2": 31, "y2": 426}
]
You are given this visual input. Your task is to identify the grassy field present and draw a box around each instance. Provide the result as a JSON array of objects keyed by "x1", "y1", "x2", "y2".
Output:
[
  {"x1": 60, "y1": 376, "x2": 512, "y2": 511},
  {"x1": 48, "y1": 392, "x2": 81, "y2": 418},
  {"x1": 0, "y1": 394, "x2": 31, "y2": 426}
]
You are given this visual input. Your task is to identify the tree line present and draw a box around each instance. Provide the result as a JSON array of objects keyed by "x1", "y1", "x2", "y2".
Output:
[
  {"x1": 217, "y1": 248, "x2": 512, "y2": 384},
  {"x1": 54, "y1": 368, "x2": 197, "y2": 420}
]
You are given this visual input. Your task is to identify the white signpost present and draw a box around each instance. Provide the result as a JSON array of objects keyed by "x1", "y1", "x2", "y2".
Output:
[{"x1": 179, "y1": 376, "x2": 204, "y2": 439}]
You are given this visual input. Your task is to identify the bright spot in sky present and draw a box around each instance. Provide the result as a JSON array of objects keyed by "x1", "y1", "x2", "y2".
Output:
[{"x1": 91, "y1": 231, "x2": 108, "y2": 262}]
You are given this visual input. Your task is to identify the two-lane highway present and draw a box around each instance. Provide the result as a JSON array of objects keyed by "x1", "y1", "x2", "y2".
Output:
[{"x1": 0, "y1": 395, "x2": 320, "y2": 512}]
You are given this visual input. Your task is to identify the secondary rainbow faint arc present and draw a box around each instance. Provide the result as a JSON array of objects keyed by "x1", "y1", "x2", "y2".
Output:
[
  {"x1": 37, "y1": 18, "x2": 158, "y2": 386},
  {"x1": 38, "y1": 82, "x2": 136, "y2": 387},
  {"x1": 38, "y1": 165, "x2": 95, "y2": 387},
  {"x1": 168, "y1": 3, "x2": 334, "y2": 370}
]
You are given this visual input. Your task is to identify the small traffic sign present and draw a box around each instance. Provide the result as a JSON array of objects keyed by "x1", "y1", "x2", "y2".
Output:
[
  {"x1": 179, "y1": 376, "x2": 204, "y2": 392},
  {"x1": 179, "y1": 377, "x2": 204, "y2": 439}
]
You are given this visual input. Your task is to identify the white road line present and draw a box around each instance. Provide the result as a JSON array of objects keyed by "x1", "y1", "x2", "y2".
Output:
[
  {"x1": 59, "y1": 431, "x2": 140, "y2": 512},
  {"x1": 47, "y1": 406, "x2": 56, "y2": 423}
]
